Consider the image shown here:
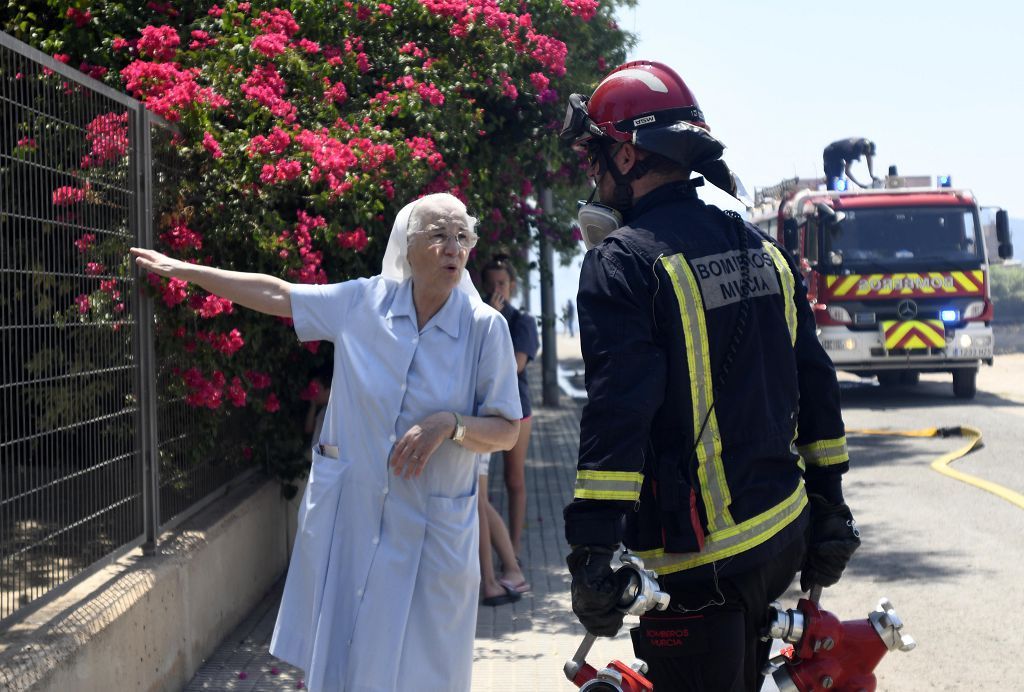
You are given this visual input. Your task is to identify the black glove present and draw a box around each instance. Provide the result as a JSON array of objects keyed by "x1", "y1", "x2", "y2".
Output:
[
  {"x1": 566, "y1": 545, "x2": 628, "y2": 637},
  {"x1": 801, "y1": 494, "x2": 861, "y2": 592}
]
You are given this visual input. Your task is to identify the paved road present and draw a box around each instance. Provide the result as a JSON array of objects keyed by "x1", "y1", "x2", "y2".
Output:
[{"x1": 802, "y1": 358, "x2": 1024, "y2": 690}]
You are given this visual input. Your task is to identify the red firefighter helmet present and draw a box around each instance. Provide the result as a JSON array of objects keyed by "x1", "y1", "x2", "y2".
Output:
[{"x1": 560, "y1": 61, "x2": 709, "y2": 147}]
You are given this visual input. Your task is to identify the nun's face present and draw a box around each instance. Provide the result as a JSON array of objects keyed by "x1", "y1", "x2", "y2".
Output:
[{"x1": 406, "y1": 199, "x2": 476, "y2": 294}]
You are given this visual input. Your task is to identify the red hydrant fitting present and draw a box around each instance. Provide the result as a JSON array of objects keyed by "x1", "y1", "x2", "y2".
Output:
[{"x1": 764, "y1": 589, "x2": 916, "y2": 692}]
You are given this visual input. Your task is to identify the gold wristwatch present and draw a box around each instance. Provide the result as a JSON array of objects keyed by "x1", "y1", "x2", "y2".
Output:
[{"x1": 451, "y1": 412, "x2": 466, "y2": 444}]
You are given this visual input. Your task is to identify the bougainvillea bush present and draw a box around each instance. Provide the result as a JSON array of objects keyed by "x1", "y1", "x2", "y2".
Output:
[{"x1": 3, "y1": 0, "x2": 632, "y2": 487}]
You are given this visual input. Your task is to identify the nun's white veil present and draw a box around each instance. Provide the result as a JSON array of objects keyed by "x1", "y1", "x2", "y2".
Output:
[{"x1": 380, "y1": 194, "x2": 480, "y2": 302}]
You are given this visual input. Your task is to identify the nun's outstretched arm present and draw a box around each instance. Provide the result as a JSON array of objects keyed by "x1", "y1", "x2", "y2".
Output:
[{"x1": 130, "y1": 247, "x2": 293, "y2": 318}]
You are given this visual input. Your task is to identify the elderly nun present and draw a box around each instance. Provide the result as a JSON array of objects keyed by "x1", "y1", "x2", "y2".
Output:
[{"x1": 130, "y1": 193, "x2": 522, "y2": 690}]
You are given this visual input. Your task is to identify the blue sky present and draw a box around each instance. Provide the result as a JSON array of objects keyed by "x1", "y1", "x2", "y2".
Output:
[{"x1": 529, "y1": 0, "x2": 1023, "y2": 314}]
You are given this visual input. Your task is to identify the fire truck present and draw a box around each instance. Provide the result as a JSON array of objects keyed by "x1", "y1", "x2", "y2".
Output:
[{"x1": 750, "y1": 174, "x2": 1013, "y2": 398}]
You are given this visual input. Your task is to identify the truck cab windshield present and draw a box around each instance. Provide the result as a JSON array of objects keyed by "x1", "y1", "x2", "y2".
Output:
[{"x1": 823, "y1": 206, "x2": 982, "y2": 270}]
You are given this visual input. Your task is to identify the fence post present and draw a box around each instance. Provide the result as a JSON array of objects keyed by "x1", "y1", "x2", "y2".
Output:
[{"x1": 134, "y1": 108, "x2": 161, "y2": 555}]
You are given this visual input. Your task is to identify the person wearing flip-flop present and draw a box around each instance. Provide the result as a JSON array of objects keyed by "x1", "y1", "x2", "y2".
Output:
[
  {"x1": 477, "y1": 453, "x2": 530, "y2": 606},
  {"x1": 481, "y1": 255, "x2": 539, "y2": 565}
]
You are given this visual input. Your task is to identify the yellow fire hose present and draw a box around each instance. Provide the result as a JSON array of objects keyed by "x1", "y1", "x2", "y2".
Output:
[{"x1": 846, "y1": 426, "x2": 1024, "y2": 510}]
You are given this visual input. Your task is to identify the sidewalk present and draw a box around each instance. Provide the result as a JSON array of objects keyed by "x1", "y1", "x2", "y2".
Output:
[{"x1": 183, "y1": 337, "x2": 639, "y2": 691}]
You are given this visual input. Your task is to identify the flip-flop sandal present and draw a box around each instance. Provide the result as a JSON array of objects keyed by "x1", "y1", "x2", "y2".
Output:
[
  {"x1": 498, "y1": 578, "x2": 531, "y2": 594},
  {"x1": 481, "y1": 584, "x2": 521, "y2": 607}
]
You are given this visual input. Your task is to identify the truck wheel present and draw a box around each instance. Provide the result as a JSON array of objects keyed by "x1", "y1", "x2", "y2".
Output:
[
  {"x1": 952, "y1": 369, "x2": 977, "y2": 399},
  {"x1": 900, "y1": 371, "x2": 920, "y2": 386},
  {"x1": 877, "y1": 372, "x2": 901, "y2": 387}
]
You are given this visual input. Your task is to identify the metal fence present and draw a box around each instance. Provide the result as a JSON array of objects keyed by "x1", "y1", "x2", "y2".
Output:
[{"x1": 0, "y1": 32, "x2": 250, "y2": 626}]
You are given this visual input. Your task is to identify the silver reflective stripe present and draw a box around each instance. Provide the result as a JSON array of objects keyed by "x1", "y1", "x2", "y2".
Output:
[
  {"x1": 635, "y1": 482, "x2": 808, "y2": 574},
  {"x1": 660, "y1": 254, "x2": 734, "y2": 531},
  {"x1": 763, "y1": 241, "x2": 797, "y2": 345},
  {"x1": 574, "y1": 470, "x2": 644, "y2": 501},
  {"x1": 797, "y1": 436, "x2": 849, "y2": 467}
]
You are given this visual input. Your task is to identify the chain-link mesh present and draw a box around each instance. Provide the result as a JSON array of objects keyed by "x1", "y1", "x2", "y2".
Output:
[
  {"x1": 0, "y1": 38, "x2": 142, "y2": 623},
  {"x1": 0, "y1": 33, "x2": 253, "y2": 626}
]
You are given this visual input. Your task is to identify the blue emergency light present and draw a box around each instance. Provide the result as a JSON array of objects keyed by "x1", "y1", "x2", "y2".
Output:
[
  {"x1": 835, "y1": 179, "x2": 848, "y2": 192},
  {"x1": 938, "y1": 175, "x2": 952, "y2": 188},
  {"x1": 939, "y1": 309, "x2": 959, "y2": 323}
]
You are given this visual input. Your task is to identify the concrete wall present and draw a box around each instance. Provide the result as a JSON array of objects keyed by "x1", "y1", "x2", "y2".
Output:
[{"x1": 0, "y1": 475, "x2": 303, "y2": 692}]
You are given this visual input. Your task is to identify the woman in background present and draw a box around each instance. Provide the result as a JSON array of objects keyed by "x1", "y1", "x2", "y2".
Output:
[{"x1": 481, "y1": 255, "x2": 538, "y2": 572}]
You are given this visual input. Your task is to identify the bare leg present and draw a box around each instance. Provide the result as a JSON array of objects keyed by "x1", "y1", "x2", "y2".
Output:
[
  {"x1": 486, "y1": 500, "x2": 527, "y2": 589},
  {"x1": 478, "y1": 474, "x2": 508, "y2": 600},
  {"x1": 504, "y1": 417, "x2": 531, "y2": 557}
]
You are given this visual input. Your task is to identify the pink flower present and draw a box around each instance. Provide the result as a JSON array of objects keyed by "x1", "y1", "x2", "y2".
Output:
[
  {"x1": 297, "y1": 38, "x2": 320, "y2": 54},
  {"x1": 252, "y1": 8, "x2": 299, "y2": 37},
  {"x1": 208, "y1": 5, "x2": 224, "y2": 18},
  {"x1": 75, "y1": 233, "x2": 96, "y2": 253},
  {"x1": 264, "y1": 393, "x2": 280, "y2": 413},
  {"x1": 238, "y1": 2, "x2": 251, "y2": 12},
  {"x1": 79, "y1": 62, "x2": 109, "y2": 80},
  {"x1": 66, "y1": 7, "x2": 92, "y2": 28},
  {"x1": 337, "y1": 227, "x2": 368, "y2": 252},
  {"x1": 418, "y1": 82, "x2": 444, "y2": 105},
  {"x1": 500, "y1": 74, "x2": 517, "y2": 100},
  {"x1": 324, "y1": 79, "x2": 348, "y2": 104},
  {"x1": 189, "y1": 30, "x2": 218, "y2": 50},
  {"x1": 160, "y1": 219, "x2": 203, "y2": 250},
  {"x1": 251, "y1": 32, "x2": 288, "y2": 58},
  {"x1": 121, "y1": 60, "x2": 229, "y2": 122},
  {"x1": 53, "y1": 53, "x2": 71, "y2": 64},
  {"x1": 240, "y1": 64, "x2": 297, "y2": 123},
  {"x1": 275, "y1": 159, "x2": 303, "y2": 182},
  {"x1": 202, "y1": 131, "x2": 223, "y2": 158},
  {"x1": 299, "y1": 380, "x2": 321, "y2": 401},
  {"x1": 112, "y1": 37, "x2": 131, "y2": 51},
  {"x1": 85, "y1": 262, "x2": 106, "y2": 275},
  {"x1": 16, "y1": 137, "x2": 37, "y2": 150},
  {"x1": 562, "y1": 0, "x2": 598, "y2": 21},
  {"x1": 378, "y1": 3, "x2": 394, "y2": 16},
  {"x1": 138, "y1": 25, "x2": 180, "y2": 62},
  {"x1": 75, "y1": 294, "x2": 90, "y2": 313},
  {"x1": 52, "y1": 186, "x2": 86, "y2": 206},
  {"x1": 161, "y1": 277, "x2": 189, "y2": 307},
  {"x1": 194, "y1": 294, "x2": 234, "y2": 319},
  {"x1": 81, "y1": 112, "x2": 130, "y2": 168},
  {"x1": 227, "y1": 377, "x2": 247, "y2": 407}
]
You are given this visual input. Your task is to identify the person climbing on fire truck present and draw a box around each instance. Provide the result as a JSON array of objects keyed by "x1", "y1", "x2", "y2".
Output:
[
  {"x1": 823, "y1": 137, "x2": 880, "y2": 190},
  {"x1": 559, "y1": 60, "x2": 862, "y2": 691}
]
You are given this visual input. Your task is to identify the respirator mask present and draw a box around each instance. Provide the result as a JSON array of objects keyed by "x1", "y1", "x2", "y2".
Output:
[{"x1": 576, "y1": 187, "x2": 623, "y2": 250}]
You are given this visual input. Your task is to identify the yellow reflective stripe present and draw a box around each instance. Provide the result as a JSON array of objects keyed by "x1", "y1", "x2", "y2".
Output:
[
  {"x1": 634, "y1": 483, "x2": 808, "y2": 574},
  {"x1": 763, "y1": 241, "x2": 797, "y2": 345},
  {"x1": 881, "y1": 320, "x2": 945, "y2": 349},
  {"x1": 660, "y1": 254, "x2": 734, "y2": 531},
  {"x1": 797, "y1": 436, "x2": 849, "y2": 466},
  {"x1": 830, "y1": 275, "x2": 858, "y2": 297},
  {"x1": 574, "y1": 470, "x2": 643, "y2": 501}
]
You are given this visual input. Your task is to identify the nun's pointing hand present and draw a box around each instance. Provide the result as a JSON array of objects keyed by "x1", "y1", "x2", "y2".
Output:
[
  {"x1": 389, "y1": 412, "x2": 453, "y2": 480},
  {"x1": 130, "y1": 247, "x2": 189, "y2": 279}
]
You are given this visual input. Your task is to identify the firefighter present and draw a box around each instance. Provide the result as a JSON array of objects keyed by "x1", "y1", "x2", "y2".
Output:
[
  {"x1": 823, "y1": 137, "x2": 879, "y2": 190},
  {"x1": 559, "y1": 61, "x2": 861, "y2": 691}
]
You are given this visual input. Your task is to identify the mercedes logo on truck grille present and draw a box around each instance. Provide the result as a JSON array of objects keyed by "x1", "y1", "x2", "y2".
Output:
[{"x1": 896, "y1": 300, "x2": 918, "y2": 320}]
